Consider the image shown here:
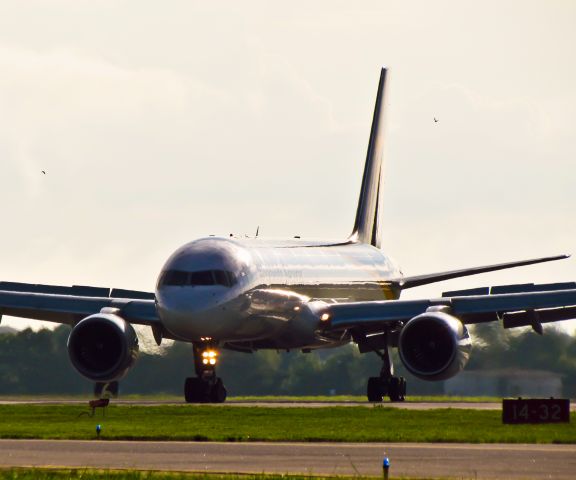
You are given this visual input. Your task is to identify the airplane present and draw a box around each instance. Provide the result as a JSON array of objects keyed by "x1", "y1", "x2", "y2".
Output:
[{"x1": 1, "y1": 68, "x2": 575, "y2": 403}]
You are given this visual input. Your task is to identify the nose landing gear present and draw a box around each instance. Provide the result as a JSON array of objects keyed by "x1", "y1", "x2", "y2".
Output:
[{"x1": 184, "y1": 344, "x2": 227, "y2": 403}]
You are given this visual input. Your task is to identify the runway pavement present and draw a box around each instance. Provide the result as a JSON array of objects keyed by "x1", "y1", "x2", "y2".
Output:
[
  {"x1": 0, "y1": 439, "x2": 574, "y2": 479},
  {"x1": 1, "y1": 398, "x2": 576, "y2": 410},
  {"x1": 1, "y1": 399, "x2": 573, "y2": 478}
]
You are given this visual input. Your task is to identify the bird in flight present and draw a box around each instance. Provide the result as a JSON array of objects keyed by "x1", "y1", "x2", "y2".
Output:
[
  {"x1": 434, "y1": 117, "x2": 439, "y2": 123},
  {"x1": 41, "y1": 170, "x2": 46, "y2": 175}
]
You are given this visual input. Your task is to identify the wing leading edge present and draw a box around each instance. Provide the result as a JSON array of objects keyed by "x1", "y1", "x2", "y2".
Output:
[
  {"x1": 321, "y1": 281, "x2": 576, "y2": 334},
  {"x1": 0, "y1": 282, "x2": 159, "y2": 327}
]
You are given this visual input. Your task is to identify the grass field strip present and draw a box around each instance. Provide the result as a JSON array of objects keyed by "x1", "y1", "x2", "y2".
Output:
[{"x1": 0, "y1": 404, "x2": 573, "y2": 443}]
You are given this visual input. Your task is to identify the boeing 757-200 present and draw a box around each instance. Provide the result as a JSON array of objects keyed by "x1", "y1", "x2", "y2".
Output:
[{"x1": 1, "y1": 68, "x2": 575, "y2": 402}]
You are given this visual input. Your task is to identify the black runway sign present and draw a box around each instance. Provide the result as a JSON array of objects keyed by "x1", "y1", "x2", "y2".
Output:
[{"x1": 502, "y1": 398, "x2": 570, "y2": 424}]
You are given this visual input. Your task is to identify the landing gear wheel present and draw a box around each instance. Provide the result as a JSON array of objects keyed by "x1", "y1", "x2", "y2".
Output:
[
  {"x1": 210, "y1": 378, "x2": 227, "y2": 403},
  {"x1": 184, "y1": 377, "x2": 195, "y2": 403},
  {"x1": 389, "y1": 377, "x2": 401, "y2": 402},
  {"x1": 184, "y1": 377, "x2": 210, "y2": 403},
  {"x1": 366, "y1": 376, "x2": 406, "y2": 403},
  {"x1": 388, "y1": 376, "x2": 406, "y2": 402},
  {"x1": 367, "y1": 377, "x2": 384, "y2": 402}
]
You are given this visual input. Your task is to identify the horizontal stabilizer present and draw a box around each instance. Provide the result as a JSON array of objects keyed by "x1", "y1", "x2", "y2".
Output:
[{"x1": 395, "y1": 254, "x2": 570, "y2": 290}]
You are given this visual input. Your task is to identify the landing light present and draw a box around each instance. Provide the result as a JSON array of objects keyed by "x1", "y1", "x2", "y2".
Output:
[
  {"x1": 202, "y1": 350, "x2": 218, "y2": 365},
  {"x1": 320, "y1": 313, "x2": 330, "y2": 322}
]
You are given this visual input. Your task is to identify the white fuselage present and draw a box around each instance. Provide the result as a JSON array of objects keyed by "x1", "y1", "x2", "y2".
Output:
[{"x1": 155, "y1": 237, "x2": 402, "y2": 350}]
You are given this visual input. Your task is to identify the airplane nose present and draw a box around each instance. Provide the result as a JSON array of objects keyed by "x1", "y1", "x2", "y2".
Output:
[
  {"x1": 156, "y1": 287, "x2": 235, "y2": 340},
  {"x1": 157, "y1": 287, "x2": 216, "y2": 318},
  {"x1": 154, "y1": 236, "x2": 255, "y2": 340}
]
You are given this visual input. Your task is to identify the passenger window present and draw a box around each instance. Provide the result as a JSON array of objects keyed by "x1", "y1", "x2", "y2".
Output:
[{"x1": 189, "y1": 270, "x2": 215, "y2": 286}]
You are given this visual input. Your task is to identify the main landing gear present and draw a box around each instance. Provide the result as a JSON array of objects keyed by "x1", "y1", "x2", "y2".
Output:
[
  {"x1": 366, "y1": 333, "x2": 406, "y2": 403},
  {"x1": 184, "y1": 344, "x2": 227, "y2": 403}
]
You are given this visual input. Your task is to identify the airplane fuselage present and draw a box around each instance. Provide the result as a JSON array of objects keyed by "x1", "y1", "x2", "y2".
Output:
[{"x1": 155, "y1": 237, "x2": 401, "y2": 350}]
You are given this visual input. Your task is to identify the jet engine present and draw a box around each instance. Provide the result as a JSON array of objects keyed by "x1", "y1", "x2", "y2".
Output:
[
  {"x1": 398, "y1": 309, "x2": 471, "y2": 381},
  {"x1": 67, "y1": 312, "x2": 139, "y2": 382}
]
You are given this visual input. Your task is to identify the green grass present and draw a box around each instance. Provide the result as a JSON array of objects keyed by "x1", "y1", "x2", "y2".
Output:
[
  {"x1": 0, "y1": 404, "x2": 573, "y2": 443},
  {"x1": 0, "y1": 469, "x2": 442, "y2": 480},
  {"x1": 0, "y1": 395, "x2": 501, "y2": 403}
]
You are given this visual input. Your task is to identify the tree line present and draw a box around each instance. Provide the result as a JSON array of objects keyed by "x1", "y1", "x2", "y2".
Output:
[{"x1": 0, "y1": 323, "x2": 575, "y2": 397}]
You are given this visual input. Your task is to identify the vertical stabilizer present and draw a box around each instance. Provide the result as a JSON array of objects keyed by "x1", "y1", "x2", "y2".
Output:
[{"x1": 349, "y1": 68, "x2": 387, "y2": 248}]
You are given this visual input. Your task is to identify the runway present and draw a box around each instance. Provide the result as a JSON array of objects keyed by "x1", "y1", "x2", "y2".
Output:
[
  {"x1": 1, "y1": 399, "x2": 576, "y2": 411},
  {"x1": 0, "y1": 439, "x2": 574, "y2": 479},
  {"x1": 0, "y1": 398, "x2": 570, "y2": 410}
]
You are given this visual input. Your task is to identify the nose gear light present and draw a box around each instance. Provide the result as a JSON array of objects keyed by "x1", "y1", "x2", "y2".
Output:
[{"x1": 202, "y1": 350, "x2": 218, "y2": 365}]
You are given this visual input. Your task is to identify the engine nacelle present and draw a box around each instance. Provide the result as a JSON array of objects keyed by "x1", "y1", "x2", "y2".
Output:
[
  {"x1": 67, "y1": 313, "x2": 139, "y2": 382},
  {"x1": 398, "y1": 310, "x2": 471, "y2": 381}
]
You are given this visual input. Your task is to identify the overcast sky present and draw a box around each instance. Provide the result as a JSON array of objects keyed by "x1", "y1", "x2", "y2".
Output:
[{"x1": 0, "y1": 1, "x2": 574, "y2": 333}]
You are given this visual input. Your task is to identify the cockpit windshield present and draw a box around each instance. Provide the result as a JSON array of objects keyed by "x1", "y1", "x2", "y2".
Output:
[{"x1": 160, "y1": 269, "x2": 237, "y2": 288}]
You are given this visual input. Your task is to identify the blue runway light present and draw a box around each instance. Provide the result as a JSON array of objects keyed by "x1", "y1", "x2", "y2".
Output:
[
  {"x1": 382, "y1": 456, "x2": 390, "y2": 480},
  {"x1": 96, "y1": 424, "x2": 102, "y2": 437}
]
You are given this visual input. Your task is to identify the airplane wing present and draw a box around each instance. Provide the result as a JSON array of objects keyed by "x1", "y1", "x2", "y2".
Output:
[
  {"x1": 0, "y1": 281, "x2": 159, "y2": 326},
  {"x1": 390, "y1": 254, "x2": 569, "y2": 289},
  {"x1": 321, "y1": 281, "x2": 576, "y2": 335}
]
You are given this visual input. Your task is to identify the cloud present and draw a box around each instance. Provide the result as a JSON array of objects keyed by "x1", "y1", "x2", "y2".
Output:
[
  {"x1": 385, "y1": 81, "x2": 574, "y2": 222},
  {"x1": 0, "y1": 46, "x2": 196, "y2": 120},
  {"x1": 0, "y1": 47, "x2": 219, "y2": 200}
]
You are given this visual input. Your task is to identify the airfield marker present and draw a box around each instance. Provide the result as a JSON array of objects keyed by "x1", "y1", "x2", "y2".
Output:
[{"x1": 382, "y1": 456, "x2": 390, "y2": 480}]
